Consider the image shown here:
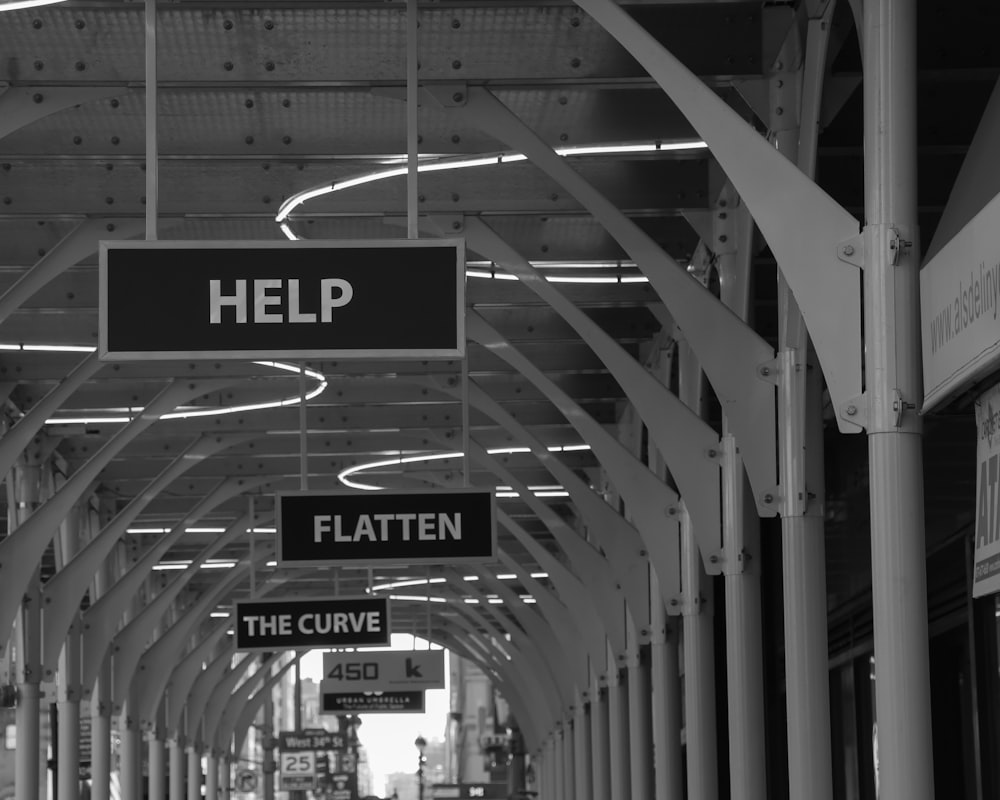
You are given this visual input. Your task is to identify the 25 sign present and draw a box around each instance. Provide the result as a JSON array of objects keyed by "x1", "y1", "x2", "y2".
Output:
[{"x1": 281, "y1": 751, "x2": 316, "y2": 776}]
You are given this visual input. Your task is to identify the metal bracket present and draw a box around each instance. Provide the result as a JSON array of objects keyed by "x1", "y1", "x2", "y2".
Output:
[
  {"x1": 838, "y1": 393, "x2": 868, "y2": 431},
  {"x1": 890, "y1": 388, "x2": 916, "y2": 427},
  {"x1": 423, "y1": 83, "x2": 469, "y2": 108},
  {"x1": 758, "y1": 487, "x2": 782, "y2": 513},
  {"x1": 888, "y1": 228, "x2": 913, "y2": 266},
  {"x1": 837, "y1": 234, "x2": 865, "y2": 268},
  {"x1": 756, "y1": 357, "x2": 780, "y2": 385}
]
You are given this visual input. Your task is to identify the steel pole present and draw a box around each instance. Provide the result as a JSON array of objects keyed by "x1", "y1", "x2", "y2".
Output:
[
  {"x1": 205, "y1": 754, "x2": 218, "y2": 800},
  {"x1": 551, "y1": 732, "x2": 563, "y2": 800},
  {"x1": 573, "y1": 695, "x2": 592, "y2": 800},
  {"x1": 187, "y1": 746, "x2": 201, "y2": 800},
  {"x1": 862, "y1": 3, "x2": 933, "y2": 800},
  {"x1": 561, "y1": 720, "x2": 575, "y2": 800},
  {"x1": 57, "y1": 691, "x2": 80, "y2": 800},
  {"x1": 682, "y1": 507, "x2": 718, "y2": 800},
  {"x1": 771, "y1": 9, "x2": 835, "y2": 798},
  {"x1": 650, "y1": 574, "x2": 683, "y2": 800},
  {"x1": 13, "y1": 460, "x2": 42, "y2": 800},
  {"x1": 148, "y1": 731, "x2": 166, "y2": 800},
  {"x1": 721, "y1": 434, "x2": 766, "y2": 800},
  {"x1": 626, "y1": 649, "x2": 653, "y2": 799},
  {"x1": 120, "y1": 710, "x2": 142, "y2": 800},
  {"x1": 590, "y1": 674, "x2": 611, "y2": 800},
  {"x1": 168, "y1": 737, "x2": 185, "y2": 800},
  {"x1": 14, "y1": 682, "x2": 40, "y2": 800},
  {"x1": 90, "y1": 682, "x2": 111, "y2": 800},
  {"x1": 607, "y1": 664, "x2": 630, "y2": 800}
]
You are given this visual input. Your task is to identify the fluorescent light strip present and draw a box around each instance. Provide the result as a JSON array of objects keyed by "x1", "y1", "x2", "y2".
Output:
[
  {"x1": 338, "y1": 445, "x2": 590, "y2": 490},
  {"x1": 276, "y1": 139, "x2": 706, "y2": 244},
  {"x1": 369, "y1": 577, "x2": 448, "y2": 592},
  {"x1": 19, "y1": 350, "x2": 328, "y2": 425},
  {"x1": 388, "y1": 594, "x2": 447, "y2": 603},
  {"x1": 0, "y1": 0, "x2": 70, "y2": 9}
]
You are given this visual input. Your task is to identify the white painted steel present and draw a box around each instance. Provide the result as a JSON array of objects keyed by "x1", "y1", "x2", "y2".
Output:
[
  {"x1": 862, "y1": 3, "x2": 935, "y2": 800},
  {"x1": 721, "y1": 434, "x2": 766, "y2": 800}
]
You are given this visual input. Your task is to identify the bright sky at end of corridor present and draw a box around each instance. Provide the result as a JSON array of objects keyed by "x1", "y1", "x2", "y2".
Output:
[{"x1": 300, "y1": 633, "x2": 450, "y2": 792}]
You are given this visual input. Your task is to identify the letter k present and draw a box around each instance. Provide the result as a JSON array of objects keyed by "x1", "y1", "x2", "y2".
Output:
[{"x1": 405, "y1": 657, "x2": 423, "y2": 678}]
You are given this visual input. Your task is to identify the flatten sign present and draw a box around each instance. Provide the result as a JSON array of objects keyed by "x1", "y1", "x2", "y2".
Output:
[
  {"x1": 234, "y1": 596, "x2": 390, "y2": 650},
  {"x1": 321, "y1": 649, "x2": 445, "y2": 692},
  {"x1": 277, "y1": 488, "x2": 497, "y2": 567},
  {"x1": 321, "y1": 691, "x2": 425, "y2": 714},
  {"x1": 99, "y1": 238, "x2": 465, "y2": 361}
]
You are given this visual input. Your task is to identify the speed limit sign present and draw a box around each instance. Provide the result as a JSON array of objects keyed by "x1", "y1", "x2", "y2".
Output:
[{"x1": 279, "y1": 751, "x2": 316, "y2": 790}]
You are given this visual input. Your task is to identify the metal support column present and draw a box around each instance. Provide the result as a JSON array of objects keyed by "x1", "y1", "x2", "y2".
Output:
[
  {"x1": 626, "y1": 634, "x2": 653, "y2": 799},
  {"x1": 187, "y1": 745, "x2": 202, "y2": 800},
  {"x1": 561, "y1": 719, "x2": 575, "y2": 800},
  {"x1": 149, "y1": 730, "x2": 166, "y2": 800},
  {"x1": 88, "y1": 500, "x2": 116, "y2": 800},
  {"x1": 121, "y1": 708, "x2": 142, "y2": 800},
  {"x1": 168, "y1": 736, "x2": 185, "y2": 800},
  {"x1": 721, "y1": 434, "x2": 766, "y2": 800},
  {"x1": 573, "y1": 694, "x2": 592, "y2": 800},
  {"x1": 770, "y1": 8, "x2": 836, "y2": 797},
  {"x1": 56, "y1": 662, "x2": 80, "y2": 800},
  {"x1": 13, "y1": 458, "x2": 43, "y2": 800},
  {"x1": 681, "y1": 506, "x2": 718, "y2": 800},
  {"x1": 91, "y1": 662, "x2": 112, "y2": 800},
  {"x1": 55, "y1": 503, "x2": 85, "y2": 800},
  {"x1": 650, "y1": 572, "x2": 683, "y2": 800},
  {"x1": 862, "y1": 3, "x2": 933, "y2": 800},
  {"x1": 205, "y1": 754, "x2": 218, "y2": 800},
  {"x1": 607, "y1": 659, "x2": 630, "y2": 800},
  {"x1": 551, "y1": 732, "x2": 562, "y2": 800},
  {"x1": 590, "y1": 673, "x2": 611, "y2": 800}
]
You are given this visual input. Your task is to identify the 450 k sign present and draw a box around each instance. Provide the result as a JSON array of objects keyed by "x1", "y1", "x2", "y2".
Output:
[{"x1": 321, "y1": 649, "x2": 445, "y2": 692}]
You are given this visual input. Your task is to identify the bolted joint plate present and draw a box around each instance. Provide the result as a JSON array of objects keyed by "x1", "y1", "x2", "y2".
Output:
[{"x1": 424, "y1": 83, "x2": 469, "y2": 108}]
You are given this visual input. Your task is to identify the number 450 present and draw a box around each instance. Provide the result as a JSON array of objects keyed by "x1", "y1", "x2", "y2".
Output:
[{"x1": 327, "y1": 662, "x2": 378, "y2": 680}]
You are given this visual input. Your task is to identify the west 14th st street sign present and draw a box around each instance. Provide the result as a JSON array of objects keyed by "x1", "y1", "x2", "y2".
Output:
[
  {"x1": 277, "y1": 488, "x2": 497, "y2": 567},
  {"x1": 98, "y1": 239, "x2": 465, "y2": 361}
]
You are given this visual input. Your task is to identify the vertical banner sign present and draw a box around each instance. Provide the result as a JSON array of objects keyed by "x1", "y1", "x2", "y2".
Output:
[{"x1": 975, "y1": 383, "x2": 1000, "y2": 597}]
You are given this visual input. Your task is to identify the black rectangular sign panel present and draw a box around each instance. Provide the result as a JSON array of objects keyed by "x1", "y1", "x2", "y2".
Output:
[
  {"x1": 277, "y1": 488, "x2": 497, "y2": 566},
  {"x1": 234, "y1": 596, "x2": 390, "y2": 651},
  {"x1": 99, "y1": 239, "x2": 465, "y2": 361},
  {"x1": 321, "y1": 691, "x2": 425, "y2": 714},
  {"x1": 278, "y1": 731, "x2": 348, "y2": 751}
]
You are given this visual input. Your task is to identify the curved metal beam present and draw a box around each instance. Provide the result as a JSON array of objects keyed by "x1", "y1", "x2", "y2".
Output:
[
  {"x1": 571, "y1": 0, "x2": 864, "y2": 432},
  {"x1": 0, "y1": 377, "x2": 236, "y2": 645},
  {"x1": 80, "y1": 475, "x2": 271, "y2": 694},
  {"x1": 41, "y1": 433, "x2": 259, "y2": 675}
]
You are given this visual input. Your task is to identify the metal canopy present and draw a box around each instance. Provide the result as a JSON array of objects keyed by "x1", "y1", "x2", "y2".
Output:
[{"x1": 0, "y1": 0, "x2": 993, "y2": 638}]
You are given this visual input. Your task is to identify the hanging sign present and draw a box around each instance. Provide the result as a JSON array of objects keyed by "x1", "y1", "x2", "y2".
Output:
[
  {"x1": 234, "y1": 596, "x2": 390, "y2": 650},
  {"x1": 974, "y1": 382, "x2": 1000, "y2": 597},
  {"x1": 321, "y1": 691, "x2": 425, "y2": 714},
  {"x1": 277, "y1": 487, "x2": 496, "y2": 566},
  {"x1": 921, "y1": 192, "x2": 1000, "y2": 411},
  {"x1": 99, "y1": 238, "x2": 465, "y2": 361},
  {"x1": 321, "y1": 649, "x2": 445, "y2": 692},
  {"x1": 278, "y1": 731, "x2": 348, "y2": 751}
]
